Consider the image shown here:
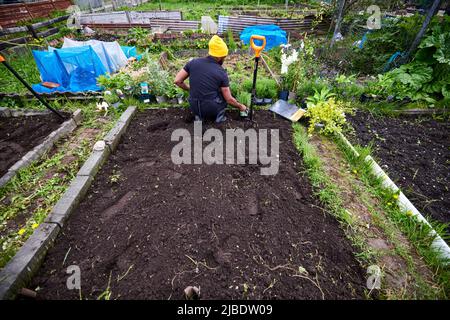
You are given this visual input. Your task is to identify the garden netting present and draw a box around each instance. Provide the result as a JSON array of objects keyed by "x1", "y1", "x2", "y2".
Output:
[
  {"x1": 62, "y1": 38, "x2": 128, "y2": 73},
  {"x1": 32, "y1": 39, "x2": 138, "y2": 93}
]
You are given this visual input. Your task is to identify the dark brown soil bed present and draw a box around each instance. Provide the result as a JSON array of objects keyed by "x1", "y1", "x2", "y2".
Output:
[
  {"x1": 31, "y1": 109, "x2": 366, "y2": 300},
  {"x1": 348, "y1": 111, "x2": 449, "y2": 231},
  {"x1": 0, "y1": 114, "x2": 63, "y2": 177}
]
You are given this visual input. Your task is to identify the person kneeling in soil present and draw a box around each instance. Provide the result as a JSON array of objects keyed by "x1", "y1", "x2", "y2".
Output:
[{"x1": 174, "y1": 35, "x2": 248, "y2": 123}]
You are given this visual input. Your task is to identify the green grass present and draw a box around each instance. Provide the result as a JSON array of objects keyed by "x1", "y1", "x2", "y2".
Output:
[
  {"x1": 293, "y1": 124, "x2": 449, "y2": 298},
  {"x1": 0, "y1": 101, "x2": 119, "y2": 268},
  {"x1": 0, "y1": 48, "x2": 41, "y2": 94},
  {"x1": 292, "y1": 123, "x2": 375, "y2": 267},
  {"x1": 334, "y1": 134, "x2": 450, "y2": 298}
]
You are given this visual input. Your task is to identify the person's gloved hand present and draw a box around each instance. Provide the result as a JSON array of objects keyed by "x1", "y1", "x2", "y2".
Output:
[{"x1": 240, "y1": 106, "x2": 249, "y2": 118}]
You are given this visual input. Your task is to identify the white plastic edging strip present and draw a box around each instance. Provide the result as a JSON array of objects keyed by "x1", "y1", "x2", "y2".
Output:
[{"x1": 338, "y1": 132, "x2": 450, "y2": 263}]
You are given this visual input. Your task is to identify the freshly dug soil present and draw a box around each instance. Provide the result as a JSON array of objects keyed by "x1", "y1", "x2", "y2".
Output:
[
  {"x1": 348, "y1": 111, "x2": 449, "y2": 231},
  {"x1": 0, "y1": 114, "x2": 63, "y2": 177},
  {"x1": 31, "y1": 109, "x2": 366, "y2": 300}
]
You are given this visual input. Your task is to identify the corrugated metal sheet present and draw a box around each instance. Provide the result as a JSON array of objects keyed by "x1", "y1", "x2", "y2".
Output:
[
  {"x1": 80, "y1": 11, "x2": 198, "y2": 32},
  {"x1": 79, "y1": 10, "x2": 182, "y2": 25},
  {"x1": 147, "y1": 19, "x2": 198, "y2": 32},
  {"x1": 82, "y1": 19, "x2": 199, "y2": 32},
  {"x1": 80, "y1": 11, "x2": 130, "y2": 24},
  {"x1": 128, "y1": 10, "x2": 182, "y2": 23},
  {"x1": 218, "y1": 15, "x2": 329, "y2": 34}
]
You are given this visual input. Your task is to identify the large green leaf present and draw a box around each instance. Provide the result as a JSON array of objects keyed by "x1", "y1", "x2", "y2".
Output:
[
  {"x1": 434, "y1": 33, "x2": 450, "y2": 65},
  {"x1": 443, "y1": 84, "x2": 450, "y2": 100}
]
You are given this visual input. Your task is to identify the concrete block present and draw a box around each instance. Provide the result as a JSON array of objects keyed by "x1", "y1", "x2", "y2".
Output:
[
  {"x1": 71, "y1": 109, "x2": 83, "y2": 126},
  {"x1": 77, "y1": 144, "x2": 110, "y2": 177},
  {"x1": 45, "y1": 175, "x2": 93, "y2": 228},
  {"x1": 118, "y1": 105, "x2": 137, "y2": 126},
  {"x1": 0, "y1": 223, "x2": 60, "y2": 300},
  {"x1": 0, "y1": 107, "x2": 12, "y2": 117},
  {"x1": 104, "y1": 106, "x2": 137, "y2": 152},
  {"x1": 0, "y1": 171, "x2": 17, "y2": 189}
]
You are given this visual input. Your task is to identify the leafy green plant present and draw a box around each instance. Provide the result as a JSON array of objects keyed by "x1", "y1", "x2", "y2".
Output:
[
  {"x1": 348, "y1": 15, "x2": 425, "y2": 74},
  {"x1": 296, "y1": 77, "x2": 330, "y2": 100},
  {"x1": 237, "y1": 91, "x2": 251, "y2": 106},
  {"x1": 128, "y1": 27, "x2": 150, "y2": 47},
  {"x1": 227, "y1": 29, "x2": 237, "y2": 52},
  {"x1": 242, "y1": 78, "x2": 253, "y2": 92},
  {"x1": 183, "y1": 29, "x2": 194, "y2": 37},
  {"x1": 365, "y1": 21, "x2": 450, "y2": 104},
  {"x1": 230, "y1": 81, "x2": 240, "y2": 97},
  {"x1": 256, "y1": 77, "x2": 278, "y2": 99},
  {"x1": 97, "y1": 73, "x2": 133, "y2": 91},
  {"x1": 0, "y1": 49, "x2": 41, "y2": 94},
  {"x1": 373, "y1": 62, "x2": 436, "y2": 102},
  {"x1": 334, "y1": 74, "x2": 364, "y2": 99},
  {"x1": 305, "y1": 97, "x2": 352, "y2": 135},
  {"x1": 306, "y1": 87, "x2": 336, "y2": 105},
  {"x1": 335, "y1": 74, "x2": 356, "y2": 85}
]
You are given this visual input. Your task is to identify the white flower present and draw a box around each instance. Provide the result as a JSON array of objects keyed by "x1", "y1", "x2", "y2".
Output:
[
  {"x1": 281, "y1": 47, "x2": 299, "y2": 75},
  {"x1": 96, "y1": 101, "x2": 109, "y2": 112}
]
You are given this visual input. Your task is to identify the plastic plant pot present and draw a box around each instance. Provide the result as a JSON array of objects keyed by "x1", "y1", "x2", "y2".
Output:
[
  {"x1": 263, "y1": 98, "x2": 273, "y2": 104},
  {"x1": 156, "y1": 96, "x2": 167, "y2": 104},
  {"x1": 279, "y1": 90, "x2": 289, "y2": 101},
  {"x1": 255, "y1": 98, "x2": 264, "y2": 105}
]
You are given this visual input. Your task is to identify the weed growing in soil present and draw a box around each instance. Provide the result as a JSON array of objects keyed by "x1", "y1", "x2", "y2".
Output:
[
  {"x1": 293, "y1": 124, "x2": 448, "y2": 299},
  {"x1": 292, "y1": 124, "x2": 375, "y2": 269},
  {"x1": 335, "y1": 138, "x2": 450, "y2": 298},
  {"x1": 0, "y1": 101, "x2": 119, "y2": 268},
  {"x1": 0, "y1": 48, "x2": 41, "y2": 94}
]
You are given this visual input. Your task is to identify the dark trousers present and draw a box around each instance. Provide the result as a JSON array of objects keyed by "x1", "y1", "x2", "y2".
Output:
[{"x1": 189, "y1": 97, "x2": 227, "y2": 123}]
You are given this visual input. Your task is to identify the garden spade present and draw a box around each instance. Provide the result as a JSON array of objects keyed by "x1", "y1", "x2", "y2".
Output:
[
  {"x1": 0, "y1": 54, "x2": 65, "y2": 121},
  {"x1": 248, "y1": 35, "x2": 267, "y2": 121},
  {"x1": 269, "y1": 99, "x2": 306, "y2": 122}
]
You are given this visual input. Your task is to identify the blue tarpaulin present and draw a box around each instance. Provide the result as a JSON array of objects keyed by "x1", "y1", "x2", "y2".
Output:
[
  {"x1": 121, "y1": 46, "x2": 142, "y2": 61},
  {"x1": 121, "y1": 46, "x2": 137, "y2": 59},
  {"x1": 239, "y1": 25, "x2": 287, "y2": 51},
  {"x1": 32, "y1": 42, "x2": 139, "y2": 93},
  {"x1": 32, "y1": 46, "x2": 107, "y2": 93}
]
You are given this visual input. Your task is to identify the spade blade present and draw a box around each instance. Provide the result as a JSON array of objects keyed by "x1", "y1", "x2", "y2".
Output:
[{"x1": 269, "y1": 99, "x2": 306, "y2": 122}]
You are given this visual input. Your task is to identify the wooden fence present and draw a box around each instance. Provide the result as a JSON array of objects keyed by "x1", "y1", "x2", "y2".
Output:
[
  {"x1": 0, "y1": 15, "x2": 69, "y2": 50},
  {"x1": 0, "y1": 0, "x2": 72, "y2": 28},
  {"x1": 79, "y1": 10, "x2": 202, "y2": 32}
]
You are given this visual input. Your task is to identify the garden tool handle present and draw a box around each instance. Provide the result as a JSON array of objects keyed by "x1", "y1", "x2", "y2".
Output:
[
  {"x1": 0, "y1": 55, "x2": 5, "y2": 63},
  {"x1": 250, "y1": 35, "x2": 266, "y2": 58}
]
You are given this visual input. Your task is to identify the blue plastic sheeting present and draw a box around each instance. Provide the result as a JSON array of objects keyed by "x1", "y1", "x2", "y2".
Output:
[
  {"x1": 121, "y1": 45, "x2": 142, "y2": 61},
  {"x1": 121, "y1": 46, "x2": 137, "y2": 59},
  {"x1": 239, "y1": 25, "x2": 287, "y2": 51},
  {"x1": 384, "y1": 51, "x2": 403, "y2": 72},
  {"x1": 63, "y1": 38, "x2": 128, "y2": 74},
  {"x1": 32, "y1": 46, "x2": 107, "y2": 93}
]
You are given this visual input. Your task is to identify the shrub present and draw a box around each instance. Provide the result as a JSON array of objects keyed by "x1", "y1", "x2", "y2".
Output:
[
  {"x1": 97, "y1": 73, "x2": 132, "y2": 91},
  {"x1": 237, "y1": 91, "x2": 251, "y2": 106},
  {"x1": 256, "y1": 77, "x2": 278, "y2": 99},
  {"x1": 305, "y1": 97, "x2": 352, "y2": 135},
  {"x1": 227, "y1": 29, "x2": 237, "y2": 52},
  {"x1": 296, "y1": 77, "x2": 330, "y2": 100},
  {"x1": 370, "y1": 24, "x2": 450, "y2": 104}
]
